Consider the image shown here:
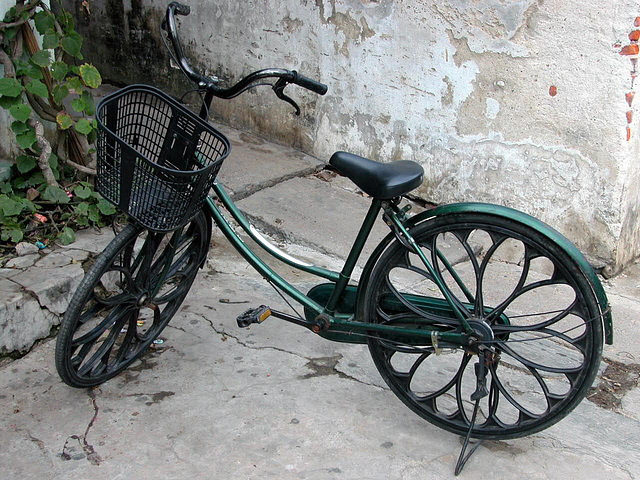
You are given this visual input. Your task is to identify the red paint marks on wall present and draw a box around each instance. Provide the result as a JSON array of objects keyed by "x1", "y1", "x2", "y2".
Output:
[
  {"x1": 621, "y1": 19, "x2": 640, "y2": 141},
  {"x1": 620, "y1": 44, "x2": 639, "y2": 55},
  {"x1": 627, "y1": 92, "x2": 635, "y2": 107},
  {"x1": 549, "y1": 86, "x2": 557, "y2": 97}
]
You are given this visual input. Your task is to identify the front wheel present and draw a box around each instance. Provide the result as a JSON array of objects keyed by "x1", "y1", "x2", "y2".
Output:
[
  {"x1": 362, "y1": 213, "x2": 603, "y2": 440},
  {"x1": 55, "y1": 212, "x2": 210, "y2": 388}
]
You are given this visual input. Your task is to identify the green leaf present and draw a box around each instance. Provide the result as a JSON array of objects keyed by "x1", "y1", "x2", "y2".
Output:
[
  {"x1": 57, "y1": 227, "x2": 75, "y2": 246},
  {"x1": 25, "y1": 79, "x2": 49, "y2": 98},
  {"x1": 0, "y1": 78, "x2": 23, "y2": 97},
  {"x1": 71, "y1": 97, "x2": 86, "y2": 113},
  {"x1": 57, "y1": 11, "x2": 74, "y2": 32},
  {"x1": 26, "y1": 172, "x2": 44, "y2": 187},
  {"x1": 81, "y1": 90, "x2": 95, "y2": 115},
  {"x1": 18, "y1": 63, "x2": 43, "y2": 80},
  {"x1": 74, "y1": 118, "x2": 93, "y2": 135},
  {"x1": 74, "y1": 202, "x2": 90, "y2": 215},
  {"x1": 42, "y1": 185, "x2": 70, "y2": 204},
  {"x1": 34, "y1": 11, "x2": 55, "y2": 35},
  {"x1": 97, "y1": 198, "x2": 116, "y2": 215},
  {"x1": 61, "y1": 31, "x2": 83, "y2": 58},
  {"x1": 0, "y1": 95, "x2": 22, "y2": 109},
  {"x1": 13, "y1": 177, "x2": 27, "y2": 189},
  {"x1": 79, "y1": 64, "x2": 101, "y2": 89},
  {"x1": 42, "y1": 30, "x2": 59, "y2": 50},
  {"x1": 49, "y1": 153, "x2": 59, "y2": 171},
  {"x1": 3, "y1": 27, "x2": 18, "y2": 42},
  {"x1": 56, "y1": 112, "x2": 74, "y2": 130},
  {"x1": 30, "y1": 50, "x2": 51, "y2": 68},
  {"x1": 76, "y1": 216, "x2": 89, "y2": 227},
  {"x1": 66, "y1": 76, "x2": 83, "y2": 92},
  {"x1": 73, "y1": 185, "x2": 92, "y2": 199},
  {"x1": 16, "y1": 129, "x2": 37, "y2": 149},
  {"x1": 0, "y1": 195, "x2": 23, "y2": 216},
  {"x1": 8, "y1": 228, "x2": 24, "y2": 243},
  {"x1": 52, "y1": 84, "x2": 70, "y2": 105},
  {"x1": 16, "y1": 155, "x2": 37, "y2": 173},
  {"x1": 10, "y1": 121, "x2": 30, "y2": 135},
  {"x1": 87, "y1": 129, "x2": 97, "y2": 144},
  {"x1": 87, "y1": 204, "x2": 100, "y2": 223},
  {"x1": 20, "y1": 198, "x2": 35, "y2": 213},
  {"x1": 51, "y1": 62, "x2": 69, "y2": 82},
  {"x1": 9, "y1": 104, "x2": 32, "y2": 122},
  {"x1": 3, "y1": 7, "x2": 16, "y2": 22},
  {"x1": 0, "y1": 182, "x2": 12, "y2": 194}
]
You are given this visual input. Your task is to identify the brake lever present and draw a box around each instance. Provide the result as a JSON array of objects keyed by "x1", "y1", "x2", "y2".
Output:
[{"x1": 273, "y1": 78, "x2": 300, "y2": 116}]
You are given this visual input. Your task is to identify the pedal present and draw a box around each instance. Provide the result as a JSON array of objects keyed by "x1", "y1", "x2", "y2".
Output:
[{"x1": 236, "y1": 305, "x2": 271, "y2": 328}]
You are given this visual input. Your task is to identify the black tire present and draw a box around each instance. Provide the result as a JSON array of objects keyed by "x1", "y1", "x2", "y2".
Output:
[
  {"x1": 55, "y1": 212, "x2": 210, "y2": 388},
  {"x1": 362, "y1": 213, "x2": 603, "y2": 440}
]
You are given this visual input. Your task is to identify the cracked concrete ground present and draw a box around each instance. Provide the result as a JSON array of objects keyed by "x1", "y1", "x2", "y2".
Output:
[{"x1": 1, "y1": 122, "x2": 640, "y2": 479}]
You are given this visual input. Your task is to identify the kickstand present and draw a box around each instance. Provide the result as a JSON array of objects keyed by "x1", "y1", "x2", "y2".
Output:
[{"x1": 454, "y1": 398, "x2": 483, "y2": 476}]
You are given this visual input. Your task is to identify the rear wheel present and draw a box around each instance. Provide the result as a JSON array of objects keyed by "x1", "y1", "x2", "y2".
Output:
[
  {"x1": 362, "y1": 213, "x2": 603, "y2": 439},
  {"x1": 55, "y1": 212, "x2": 210, "y2": 387}
]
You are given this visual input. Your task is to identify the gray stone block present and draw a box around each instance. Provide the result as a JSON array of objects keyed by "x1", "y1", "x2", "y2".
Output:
[
  {"x1": 11, "y1": 263, "x2": 84, "y2": 315},
  {"x1": 4, "y1": 254, "x2": 39, "y2": 269}
]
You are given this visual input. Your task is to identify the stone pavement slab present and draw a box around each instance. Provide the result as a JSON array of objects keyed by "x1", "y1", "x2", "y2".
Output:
[
  {"x1": 214, "y1": 125, "x2": 324, "y2": 200},
  {"x1": 0, "y1": 229, "x2": 116, "y2": 354},
  {"x1": 236, "y1": 175, "x2": 391, "y2": 264}
]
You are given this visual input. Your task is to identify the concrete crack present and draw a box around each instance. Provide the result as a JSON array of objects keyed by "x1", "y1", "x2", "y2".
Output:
[
  {"x1": 167, "y1": 324, "x2": 202, "y2": 339},
  {"x1": 230, "y1": 164, "x2": 324, "y2": 202},
  {"x1": 195, "y1": 311, "x2": 385, "y2": 390},
  {"x1": 13, "y1": 427, "x2": 56, "y2": 469},
  {"x1": 61, "y1": 388, "x2": 103, "y2": 465}
]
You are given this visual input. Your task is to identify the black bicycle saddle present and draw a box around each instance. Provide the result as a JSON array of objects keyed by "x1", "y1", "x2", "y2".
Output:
[{"x1": 329, "y1": 151, "x2": 424, "y2": 199}]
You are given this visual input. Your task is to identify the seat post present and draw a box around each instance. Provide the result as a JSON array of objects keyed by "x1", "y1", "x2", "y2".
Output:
[{"x1": 324, "y1": 198, "x2": 383, "y2": 314}]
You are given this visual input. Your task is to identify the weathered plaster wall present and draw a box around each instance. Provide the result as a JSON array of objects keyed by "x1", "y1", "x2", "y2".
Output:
[{"x1": 64, "y1": 0, "x2": 640, "y2": 272}]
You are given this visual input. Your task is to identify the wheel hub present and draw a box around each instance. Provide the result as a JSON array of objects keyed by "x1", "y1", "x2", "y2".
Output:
[
  {"x1": 467, "y1": 318, "x2": 494, "y2": 345},
  {"x1": 136, "y1": 293, "x2": 149, "y2": 307}
]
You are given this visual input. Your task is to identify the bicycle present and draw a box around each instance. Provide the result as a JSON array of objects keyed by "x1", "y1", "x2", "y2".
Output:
[{"x1": 54, "y1": 2, "x2": 614, "y2": 475}]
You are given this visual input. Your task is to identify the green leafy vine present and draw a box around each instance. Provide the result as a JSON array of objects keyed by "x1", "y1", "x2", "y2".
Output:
[{"x1": 0, "y1": 0, "x2": 116, "y2": 248}]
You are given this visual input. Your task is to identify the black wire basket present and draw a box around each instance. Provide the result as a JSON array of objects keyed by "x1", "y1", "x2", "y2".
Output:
[{"x1": 96, "y1": 85, "x2": 230, "y2": 232}]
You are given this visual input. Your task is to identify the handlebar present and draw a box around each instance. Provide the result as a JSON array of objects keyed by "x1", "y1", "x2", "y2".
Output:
[{"x1": 162, "y1": 2, "x2": 327, "y2": 109}]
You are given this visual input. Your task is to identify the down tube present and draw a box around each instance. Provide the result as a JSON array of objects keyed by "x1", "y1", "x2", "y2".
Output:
[{"x1": 204, "y1": 197, "x2": 325, "y2": 316}]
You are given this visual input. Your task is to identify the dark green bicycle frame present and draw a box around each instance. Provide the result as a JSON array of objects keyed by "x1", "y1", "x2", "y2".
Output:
[
  {"x1": 204, "y1": 183, "x2": 470, "y2": 347},
  {"x1": 204, "y1": 181, "x2": 613, "y2": 347}
]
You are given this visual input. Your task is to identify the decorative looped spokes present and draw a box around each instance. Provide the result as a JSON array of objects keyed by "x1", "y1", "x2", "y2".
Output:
[
  {"x1": 365, "y1": 215, "x2": 602, "y2": 439},
  {"x1": 65, "y1": 218, "x2": 206, "y2": 382}
]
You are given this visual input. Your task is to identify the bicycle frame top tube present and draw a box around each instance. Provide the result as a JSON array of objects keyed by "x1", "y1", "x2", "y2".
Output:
[{"x1": 204, "y1": 193, "x2": 383, "y2": 318}]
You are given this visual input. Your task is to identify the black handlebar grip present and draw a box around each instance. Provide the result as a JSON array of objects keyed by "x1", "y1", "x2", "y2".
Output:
[
  {"x1": 292, "y1": 71, "x2": 328, "y2": 95},
  {"x1": 170, "y1": 1, "x2": 191, "y2": 16}
]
